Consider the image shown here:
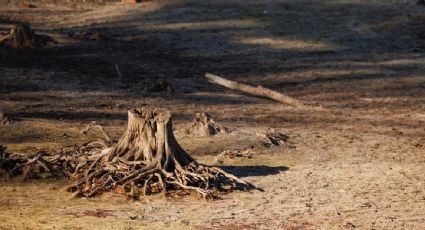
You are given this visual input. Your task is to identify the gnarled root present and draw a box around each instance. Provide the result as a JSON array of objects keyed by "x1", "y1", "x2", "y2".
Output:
[
  {"x1": 66, "y1": 107, "x2": 253, "y2": 198},
  {"x1": 1, "y1": 107, "x2": 254, "y2": 199}
]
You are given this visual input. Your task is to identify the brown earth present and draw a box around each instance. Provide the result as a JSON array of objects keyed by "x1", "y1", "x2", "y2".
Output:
[{"x1": 0, "y1": 0, "x2": 425, "y2": 229}]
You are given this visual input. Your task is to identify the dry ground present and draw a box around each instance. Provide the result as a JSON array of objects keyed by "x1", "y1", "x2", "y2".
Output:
[{"x1": 0, "y1": 0, "x2": 425, "y2": 229}]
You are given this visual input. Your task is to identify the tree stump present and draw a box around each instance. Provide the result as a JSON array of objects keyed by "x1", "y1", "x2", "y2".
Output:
[
  {"x1": 66, "y1": 107, "x2": 251, "y2": 198},
  {"x1": 0, "y1": 109, "x2": 12, "y2": 125},
  {"x1": 0, "y1": 23, "x2": 52, "y2": 48},
  {"x1": 186, "y1": 113, "x2": 228, "y2": 137},
  {"x1": 1, "y1": 107, "x2": 253, "y2": 198}
]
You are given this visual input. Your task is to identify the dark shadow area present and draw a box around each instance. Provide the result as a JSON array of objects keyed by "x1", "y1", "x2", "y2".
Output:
[
  {"x1": 0, "y1": 0, "x2": 424, "y2": 140},
  {"x1": 217, "y1": 165, "x2": 289, "y2": 178},
  {"x1": 10, "y1": 110, "x2": 127, "y2": 121}
]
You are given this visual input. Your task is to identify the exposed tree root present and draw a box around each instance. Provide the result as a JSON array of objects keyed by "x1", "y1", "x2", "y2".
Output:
[{"x1": 0, "y1": 107, "x2": 255, "y2": 199}]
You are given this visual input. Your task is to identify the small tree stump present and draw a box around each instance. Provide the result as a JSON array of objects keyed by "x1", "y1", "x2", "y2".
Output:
[
  {"x1": 0, "y1": 109, "x2": 12, "y2": 125},
  {"x1": 13, "y1": 23, "x2": 36, "y2": 48},
  {"x1": 0, "y1": 23, "x2": 53, "y2": 48},
  {"x1": 66, "y1": 107, "x2": 250, "y2": 198},
  {"x1": 186, "y1": 113, "x2": 228, "y2": 137}
]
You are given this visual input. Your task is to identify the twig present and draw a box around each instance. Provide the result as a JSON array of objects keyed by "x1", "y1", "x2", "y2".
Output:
[{"x1": 115, "y1": 64, "x2": 123, "y2": 80}]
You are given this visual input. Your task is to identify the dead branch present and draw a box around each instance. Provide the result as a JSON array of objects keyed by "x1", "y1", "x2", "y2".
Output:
[{"x1": 205, "y1": 73, "x2": 305, "y2": 107}]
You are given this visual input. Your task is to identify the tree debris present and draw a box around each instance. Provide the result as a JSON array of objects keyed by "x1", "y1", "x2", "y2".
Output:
[
  {"x1": 256, "y1": 129, "x2": 290, "y2": 147},
  {"x1": 0, "y1": 107, "x2": 255, "y2": 199},
  {"x1": 215, "y1": 147, "x2": 255, "y2": 164},
  {"x1": 186, "y1": 113, "x2": 228, "y2": 137},
  {"x1": 205, "y1": 73, "x2": 305, "y2": 108}
]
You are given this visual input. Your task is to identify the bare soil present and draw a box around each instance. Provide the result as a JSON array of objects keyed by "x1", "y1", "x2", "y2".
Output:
[{"x1": 0, "y1": 0, "x2": 424, "y2": 229}]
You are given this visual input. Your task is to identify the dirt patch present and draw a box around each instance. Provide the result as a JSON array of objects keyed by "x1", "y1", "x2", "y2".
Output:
[{"x1": 0, "y1": 0, "x2": 425, "y2": 229}]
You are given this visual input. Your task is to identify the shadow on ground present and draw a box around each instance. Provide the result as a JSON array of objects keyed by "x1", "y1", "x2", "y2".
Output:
[{"x1": 218, "y1": 165, "x2": 289, "y2": 178}]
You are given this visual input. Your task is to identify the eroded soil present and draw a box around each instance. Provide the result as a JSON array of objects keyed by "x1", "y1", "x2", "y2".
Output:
[{"x1": 0, "y1": 0, "x2": 424, "y2": 229}]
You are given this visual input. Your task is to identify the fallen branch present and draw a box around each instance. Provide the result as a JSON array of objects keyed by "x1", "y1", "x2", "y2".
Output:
[{"x1": 205, "y1": 73, "x2": 305, "y2": 107}]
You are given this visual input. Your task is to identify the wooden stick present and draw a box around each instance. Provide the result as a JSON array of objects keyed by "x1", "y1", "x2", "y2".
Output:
[
  {"x1": 205, "y1": 73, "x2": 304, "y2": 107},
  {"x1": 115, "y1": 64, "x2": 123, "y2": 80}
]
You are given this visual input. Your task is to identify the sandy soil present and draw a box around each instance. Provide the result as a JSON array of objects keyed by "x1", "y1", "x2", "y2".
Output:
[{"x1": 0, "y1": 0, "x2": 424, "y2": 229}]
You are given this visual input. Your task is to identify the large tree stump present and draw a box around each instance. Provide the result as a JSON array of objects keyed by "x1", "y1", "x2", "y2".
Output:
[
  {"x1": 65, "y1": 107, "x2": 251, "y2": 198},
  {"x1": 1, "y1": 107, "x2": 253, "y2": 198}
]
